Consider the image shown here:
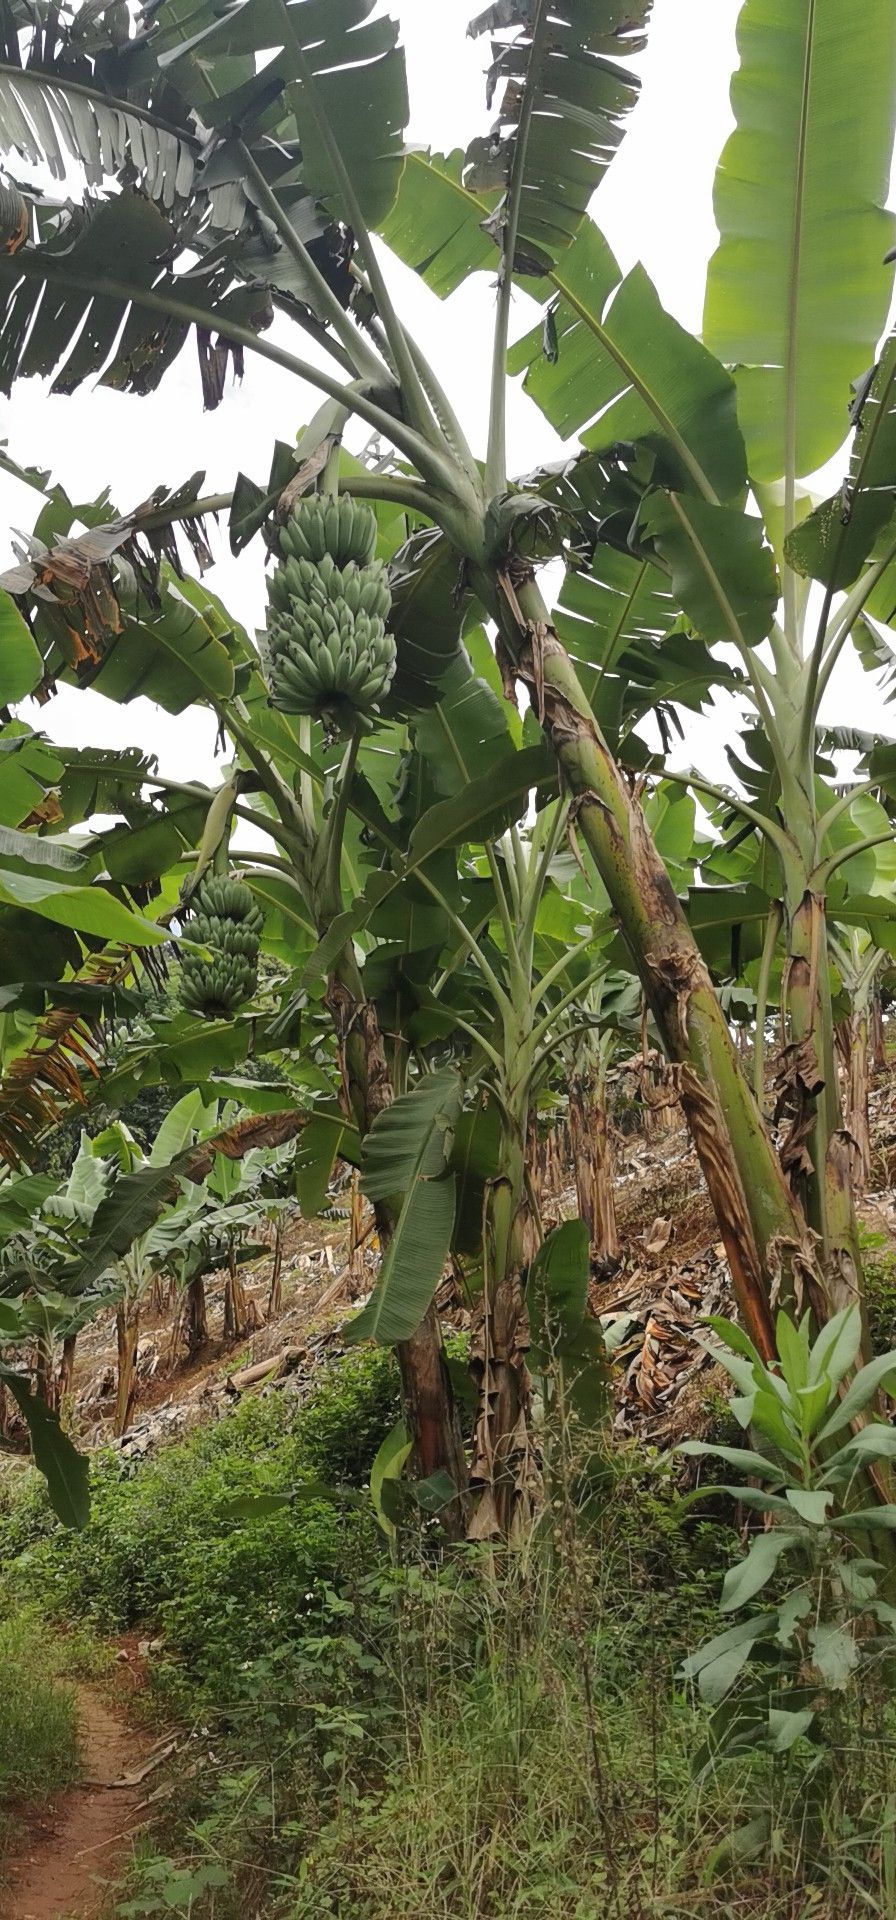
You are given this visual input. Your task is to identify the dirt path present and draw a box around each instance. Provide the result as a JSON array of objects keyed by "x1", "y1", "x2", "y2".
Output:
[{"x1": 3, "y1": 1681, "x2": 161, "y2": 1920}]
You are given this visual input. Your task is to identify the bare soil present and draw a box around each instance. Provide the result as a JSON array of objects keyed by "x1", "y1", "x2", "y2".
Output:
[{"x1": 1, "y1": 1678, "x2": 160, "y2": 1920}]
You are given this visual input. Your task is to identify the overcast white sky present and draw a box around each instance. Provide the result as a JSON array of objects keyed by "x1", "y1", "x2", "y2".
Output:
[{"x1": 0, "y1": 0, "x2": 890, "y2": 795}]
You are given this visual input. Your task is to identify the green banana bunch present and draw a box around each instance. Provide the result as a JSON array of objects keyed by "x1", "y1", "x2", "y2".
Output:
[
  {"x1": 178, "y1": 873, "x2": 263, "y2": 1019},
  {"x1": 267, "y1": 554, "x2": 391, "y2": 623},
  {"x1": 190, "y1": 875, "x2": 264, "y2": 942},
  {"x1": 264, "y1": 601, "x2": 396, "y2": 725},
  {"x1": 278, "y1": 494, "x2": 377, "y2": 570},
  {"x1": 180, "y1": 951, "x2": 257, "y2": 1016},
  {"x1": 262, "y1": 492, "x2": 397, "y2": 731}
]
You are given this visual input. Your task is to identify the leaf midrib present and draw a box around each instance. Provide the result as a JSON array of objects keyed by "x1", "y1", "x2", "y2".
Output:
[{"x1": 783, "y1": 0, "x2": 816, "y2": 513}]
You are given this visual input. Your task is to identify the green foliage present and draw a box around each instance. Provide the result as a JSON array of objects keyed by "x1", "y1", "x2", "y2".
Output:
[
  {"x1": 94, "y1": 1467, "x2": 736, "y2": 1920},
  {"x1": 0, "y1": 1370, "x2": 89, "y2": 1530},
  {"x1": 0, "y1": 1607, "x2": 79, "y2": 1827},
  {"x1": 288, "y1": 1347, "x2": 402, "y2": 1484},
  {"x1": 528, "y1": 1219, "x2": 610, "y2": 1436},
  {"x1": 857, "y1": 1226, "x2": 896, "y2": 1357},
  {"x1": 465, "y1": 0, "x2": 649, "y2": 276},
  {"x1": 680, "y1": 1308, "x2": 896, "y2": 1771},
  {"x1": 347, "y1": 1069, "x2": 462, "y2": 1345},
  {"x1": 0, "y1": 1348, "x2": 400, "y2": 1695},
  {"x1": 703, "y1": 0, "x2": 896, "y2": 481},
  {"x1": 509, "y1": 222, "x2": 748, "y2": 500}
]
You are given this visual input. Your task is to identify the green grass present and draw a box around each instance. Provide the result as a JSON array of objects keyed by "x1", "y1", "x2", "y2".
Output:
[{"x1": 0, "y1": 1608, "x2": 80, "y2": 1850}]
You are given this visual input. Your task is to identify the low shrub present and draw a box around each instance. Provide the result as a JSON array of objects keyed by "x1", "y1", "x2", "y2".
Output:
[{"x1": 0, "y1": 1347, "x2": 400, "y2": 1696}]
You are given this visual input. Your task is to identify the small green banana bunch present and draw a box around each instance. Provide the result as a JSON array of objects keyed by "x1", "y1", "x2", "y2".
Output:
[
  {"x1": 179, "y1": 874, "x2": 264, "y2": 1018},
  {"x1": 261, "y1": 494, "x2": 397, "y2": 732}
]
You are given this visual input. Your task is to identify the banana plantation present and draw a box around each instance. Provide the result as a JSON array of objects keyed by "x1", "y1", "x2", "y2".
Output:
[{"x1": 2, "y1": 0, "x2": 896, "y2": 1913}]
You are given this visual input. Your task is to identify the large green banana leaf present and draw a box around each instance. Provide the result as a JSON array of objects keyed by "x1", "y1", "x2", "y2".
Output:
[
  {"x1": 347, "y1": 1068, "x2": 463, "y2": 1345},
  {"x1": 0, "y1": 1367, "x2": 90, "y2": 1528},
  {"x1": 380, "y1": 149, "x2": 500, "y2": 297},
  {"x1": 639, "y1": 494, "x2": 779, "y2": 653},
  {"x1": 508, "y1": 223, "x2": 747, "y2": 503},
  {"x1": 0, "y1": 590, "x2": 42, "y2": 704},
  {"x1": 703, "y1": 0, "x2": 896, "y2": 483}
]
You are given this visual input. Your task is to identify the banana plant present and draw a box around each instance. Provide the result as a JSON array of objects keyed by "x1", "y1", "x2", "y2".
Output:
[
  {"x1": 83, "y1": 1091, "x2": 213, "y2": 1431},
  {"x1": 830, "y1": 931, "x2": 889, "y2": 1193},
  {"x1": 0, "y1": 1140, "x2": 112, "y2": 1406},
  {"x1": 561, "y1": 987, "x2": 623, "y2": 1275},
  {"x1": 3, "y1": 4, "x2": 896, "y2": 1407},
  {"x1": 202, "y1": 1139, "x2": 293, "y2": 1337},
  {"x1": 330, "y1": 784, "x2": 619, "y2": 1536},
  {"x1": 0, "y1": 1154, "x2": 113, "y2": 1526}
]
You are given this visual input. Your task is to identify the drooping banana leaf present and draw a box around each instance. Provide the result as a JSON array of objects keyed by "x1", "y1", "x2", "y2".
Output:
[
  {"x1": 1, "y1": 480, "x2": 241, "y2": 709},
  {"x1": 0, "y1": 1367, "x2": 90, "y2": 1528},
  {"x1": 465, "y1": 0, "x2": 651, "y2": 275},
  {"x1": 151, "y1": 0, "x2": 410, "y2": 227},
  {"x1": 0, "y1": 61, "x2": 197, "y2": 206},
  {"x1": 347, "y1": 1068, "x2": 463, "y2": 1345},
  {"x1": 0, "y1": 192, "x2": 260, "y2": 402}
]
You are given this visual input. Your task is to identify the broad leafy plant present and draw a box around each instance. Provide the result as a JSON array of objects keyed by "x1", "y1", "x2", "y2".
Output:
[{"x1": 681, "y1": 1307, "x2": 896, "y2": 1767}]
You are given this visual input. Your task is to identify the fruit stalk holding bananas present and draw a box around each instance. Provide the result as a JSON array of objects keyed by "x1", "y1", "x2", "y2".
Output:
[
  {"x1": 179, "y1": 874, "x2": 264, "y2": 1018},
  {"x1": 260, "y1": 495, "x2": 397, "y2": 732}
]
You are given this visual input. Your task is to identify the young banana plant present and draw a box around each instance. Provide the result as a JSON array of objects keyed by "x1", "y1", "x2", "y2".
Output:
[
  {"x1": 337, "y1": 788, "x2": 616, "y2": 1536},
  {"x1": 830, "y1": 929, "x2": 890, "y2": 1193}
]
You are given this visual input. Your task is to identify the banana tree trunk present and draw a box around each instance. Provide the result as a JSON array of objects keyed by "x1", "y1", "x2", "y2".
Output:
[
  {"x1": 114, "y1": 1301, "x2": 140, "y2": 1436},
  {"x1": 34, "y1": 1335, "x2": 56, "y2": 1410},
  {"x1": 522, "y1": 1111, "x2": 542, "y2": 1263},
  {"x1": 268, "y1": 1223, "x2": 284, "y2": 1318},
  {"x1": 223, "y1": 1251, "x2": 252, "y2": 1340},
  {"x1": 780, "y1": 892, "x2": 864, "y2": 1317},
  {"x1": 57, "y1": 1333, "x2": 77, "y2": 1407},
  {"x1": 348, "y1": 1168, "x2": 366, "y2": 1285},
  {"x1": 185, "y1": 1274, "x2": 209, "y2": 1354},
  {"x1": 871, "y1": 994, "x2": 887, "y2": 1075},
  {"x1": 836, "y1": 1011, "x2": 872, "y2": 1192},
  {"x1": 491, "y1": 569, "x2": 830, "y2": 1357},
  {"x1": 326, "y1": 966, "x2": 469, "y2": 1532},
  {"x1": 568, "y1": 1075, "x2": 619, "y2": 1272},
  {"x1": 469, "y1": 1120, "x2": 534, "y2": 1542}
]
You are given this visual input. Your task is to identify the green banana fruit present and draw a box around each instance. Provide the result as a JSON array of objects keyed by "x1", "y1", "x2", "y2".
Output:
[
  {"x1": 178, "y1": 873, "x2": 262, "y2": 1019},
  {"x1": 261, "y1": 500, "x2": 396, "y2": 731},
  {"x1": 277, "y1": 494, "x2": 377, "y2": 570}
]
